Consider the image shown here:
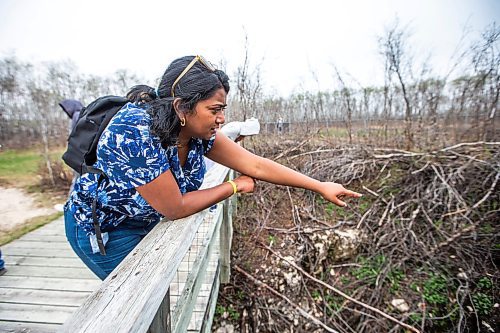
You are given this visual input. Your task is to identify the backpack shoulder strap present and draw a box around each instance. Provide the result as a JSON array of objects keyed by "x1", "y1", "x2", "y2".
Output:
[{"x1": 92, "y1": 174, "x2": 107, "y2": 255}]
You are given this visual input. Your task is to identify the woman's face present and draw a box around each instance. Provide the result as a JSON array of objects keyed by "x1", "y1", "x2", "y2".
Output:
[{"x1": 182, "y1": 88, "x2": 227, "y2": 140}]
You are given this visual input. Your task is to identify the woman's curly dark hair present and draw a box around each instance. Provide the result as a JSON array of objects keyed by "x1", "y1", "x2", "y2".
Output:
[
  {"x1": 126, "y1": 56, "x2": 230, "y2": 149},
  {"x1": 126, "y1": 85, "x2": 157, "y2": 104}
]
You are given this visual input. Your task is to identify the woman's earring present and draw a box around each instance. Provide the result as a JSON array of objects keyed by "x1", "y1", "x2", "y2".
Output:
[{"x1": 180, "y1": 118, "x2": 186, "y2": 127}]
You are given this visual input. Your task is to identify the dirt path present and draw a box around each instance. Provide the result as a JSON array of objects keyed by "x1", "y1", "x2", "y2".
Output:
[{"x1": 0, "y1": 187, "x2": 57, "y2": 234}]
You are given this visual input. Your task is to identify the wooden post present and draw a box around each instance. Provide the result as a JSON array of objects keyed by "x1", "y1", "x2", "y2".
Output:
[
  {"x1": 148, "y1": 289, "x2": 171, "y2": 333},
  {"x1": 220, "y1": 170, "x2": 235, "y2": 283}
]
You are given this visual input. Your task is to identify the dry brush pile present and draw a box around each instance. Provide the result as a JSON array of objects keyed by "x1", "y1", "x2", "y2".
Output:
[{"x1": 213, "y1": 136, "x2": 499, "y2": 333}]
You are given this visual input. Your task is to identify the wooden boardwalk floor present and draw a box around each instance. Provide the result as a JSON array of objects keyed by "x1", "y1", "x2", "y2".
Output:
[
  {"x1": 0, "y1": 213, "x2": 221, "y2": 333},
  {"x1": 0, "y1": 217, "x2": 100, "y2": 332}
]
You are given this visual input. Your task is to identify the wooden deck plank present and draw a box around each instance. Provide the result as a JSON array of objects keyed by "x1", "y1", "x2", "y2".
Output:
[
  {"x1": 0, "y1": 276, "x2": 100, "y2": 292},
  {"x1": 3, "y1": 240, "x2": 71, "y2": 250},
  {"x1": 24, "y1": 223, "x2": 64, "y2": 236},
  {"x1": 1, "y1": 248, "x2": 77, "y2": 258},
  {"x1": 0, "y1": 321, "x2": 60, "y2": 333},
  {"x1": 2, "y1": 266, "x2": 97, "y2": 279},
  {"x1": 18, "y1": 235, "x2": 66, "y2": 242},
  {"x1": 5, "y1": 256, "x2": 85, "y2": 268},
  {"x1": 0, "y1": 303, "x2": 76, "y2": 324},
  {"x1": 0, "y1": 288, "x2": 91, "y2": 307}
]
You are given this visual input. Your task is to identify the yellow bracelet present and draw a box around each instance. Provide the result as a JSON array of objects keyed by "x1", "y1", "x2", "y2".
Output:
[{"x1": 227, "y1": 180, "x2": 237, "y2": 195}]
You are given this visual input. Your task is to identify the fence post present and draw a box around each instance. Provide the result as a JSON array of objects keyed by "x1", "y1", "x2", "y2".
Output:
[
  {"x1": 148, "y1": 289, "x2": 171, "y2": 333},
  {"x1": 220, "y1": 170, "x2": 235, "y2": 283}
]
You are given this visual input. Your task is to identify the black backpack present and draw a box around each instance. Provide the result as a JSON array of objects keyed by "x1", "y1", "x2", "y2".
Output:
[
  {"x1": 63, "y1": 95, "x2": 128, "y2": 175},
  {"x1": 63, "y1": 95, "x2": 128, "y2": 255}
]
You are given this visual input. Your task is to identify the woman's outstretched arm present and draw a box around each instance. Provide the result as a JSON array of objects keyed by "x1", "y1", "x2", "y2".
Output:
[{"x1": 206, "y1": 133, "x2": 362, "y2": 207}]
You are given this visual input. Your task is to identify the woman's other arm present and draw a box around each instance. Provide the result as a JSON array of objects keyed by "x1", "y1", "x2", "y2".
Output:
[{"x1": 136, "y1": 170, "x2": 255, "y2": 220}]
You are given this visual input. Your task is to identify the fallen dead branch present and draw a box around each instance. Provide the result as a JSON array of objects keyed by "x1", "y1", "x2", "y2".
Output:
[
  {"x1": 234, "y1": 265, "x2": 340, "y2": 333},
  {"x1": 260, "y1": 243, "x2": 421, "y2": 333}
]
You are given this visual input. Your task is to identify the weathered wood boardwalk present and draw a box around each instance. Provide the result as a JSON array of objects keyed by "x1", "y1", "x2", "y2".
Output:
[
  {"x1": 0, "y1": 217, "x2": 99, "y2": 332},
  {"x1": 0, "y1": 212, "x2": 221, "y2": 332}
]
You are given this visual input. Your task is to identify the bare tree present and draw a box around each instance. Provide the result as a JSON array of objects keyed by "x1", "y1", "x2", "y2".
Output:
[
  {"x1": 361, "y1": 86, "x2": 375, "y2": 142},
  {"x1": 234, "y1": 32, "x2": 263, "y2": 122},
  {"x1": 380, "y1": 40, "x2": 394, "y2": 146},
  {"x1": 27, "y1": 82, "x2": 56, "y2": 187},
  {"x1": 379, "y1": 21, "x2": 415, "y2": 149},
  {"x1": 414, "y1": 77, "x2": 445, "y2": 147},
  {"x1": 469, "y1": 23, "x2": 500, "y2": 141},
  {"x1": 334, "y1": 67, "x2": 354, "y2": 144}
]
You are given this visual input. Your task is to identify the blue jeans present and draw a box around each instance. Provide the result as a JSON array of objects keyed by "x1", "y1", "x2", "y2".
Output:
[
  {"x1": 64, "y1": 206, "x2": 159, "y2": 280},
  {"x1": 0, "y1": 248, "x2": 4, "y2": 270}
]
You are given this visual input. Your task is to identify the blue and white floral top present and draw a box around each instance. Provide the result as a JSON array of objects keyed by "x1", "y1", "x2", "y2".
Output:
[{"x1": 67, "y1": 102, "x2": 215, "y2": 235}]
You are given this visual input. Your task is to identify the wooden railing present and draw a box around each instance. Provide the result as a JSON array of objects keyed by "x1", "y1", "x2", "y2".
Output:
[{"x1": 60, "y1": 163, "x2": 234, "y2": 333}]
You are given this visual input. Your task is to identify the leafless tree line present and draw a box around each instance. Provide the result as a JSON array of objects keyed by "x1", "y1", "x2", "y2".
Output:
[
  {"x1": 0, "y1": 58, "x2": 143, "y2": 148},
  {"x1": 231, "y1": 22, "x2": 499, "y2": 149},
  {"x1": 0, "y1": 22, "x2": 498, "y2": 150}
]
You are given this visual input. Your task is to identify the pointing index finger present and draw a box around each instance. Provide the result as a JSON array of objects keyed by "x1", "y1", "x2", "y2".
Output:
[{"x1": 344, "y1": 190, "x2": 363, "y2": 198}]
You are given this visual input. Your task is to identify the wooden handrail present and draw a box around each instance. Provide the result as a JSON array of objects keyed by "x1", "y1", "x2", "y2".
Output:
[{"x1": 60, "y1": 163, "x2": 231, "y2": 333}]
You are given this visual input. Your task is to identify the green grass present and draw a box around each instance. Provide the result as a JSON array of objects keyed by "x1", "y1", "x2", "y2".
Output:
[
  {"x1": 423, "y1": 273, "x2": 449, "y2": 306},
  {"x1": 0, "y1": 148, "x2": 65, "y2": 186},
  {"x1": 215, "y1": 305, "x2": 240, "y2": 321},
  {"x1": 0, "y1": 149, "x2": 40, "y2": 182},
  {"x1": 352, "y1": 255, "x2": 386, "y2": 286}
]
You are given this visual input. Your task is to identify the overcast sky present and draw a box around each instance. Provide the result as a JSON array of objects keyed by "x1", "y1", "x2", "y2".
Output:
[{"x1": 0, "y1": 0, "x2": 498, "y2": 96}]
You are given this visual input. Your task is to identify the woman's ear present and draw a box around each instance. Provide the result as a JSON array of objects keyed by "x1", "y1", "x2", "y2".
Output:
[{"x1": 172, "y1": 98, "x2": 183, "y2": 119}]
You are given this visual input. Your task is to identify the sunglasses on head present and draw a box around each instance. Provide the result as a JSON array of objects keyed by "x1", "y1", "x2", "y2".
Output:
[{"x1": 171, "y1": 55, "x2": 216, "y2": 97}]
